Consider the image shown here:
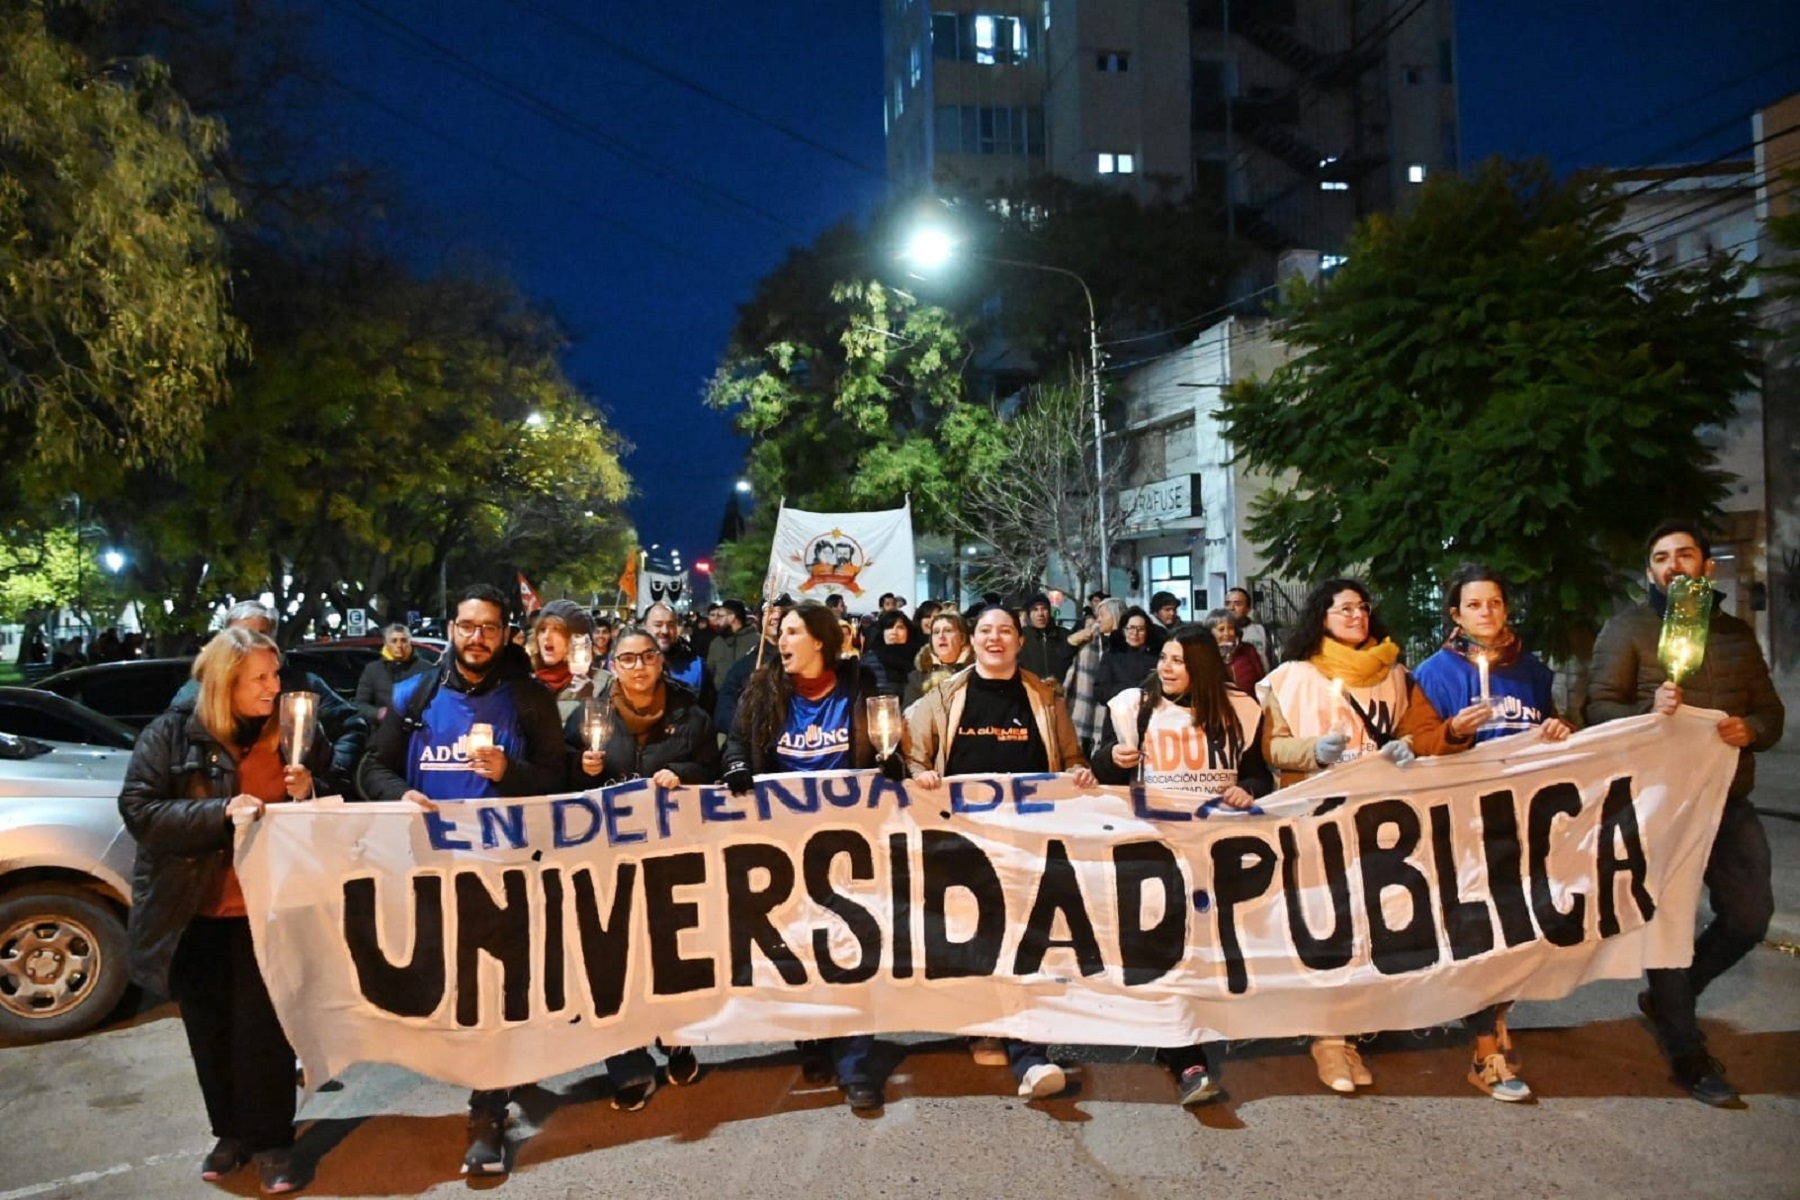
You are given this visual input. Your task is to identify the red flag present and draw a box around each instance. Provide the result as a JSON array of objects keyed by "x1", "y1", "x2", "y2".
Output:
[{"x1": 517, "y1": 571, "x2": 542, "y2": 614}]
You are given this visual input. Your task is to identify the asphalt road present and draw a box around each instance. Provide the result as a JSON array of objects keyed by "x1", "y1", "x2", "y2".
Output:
[
  {"x1": 7, "y1": 748, "x2": 1798, "y2": 1200},
  {"x1": 2, "y1": 953, "x2": 1796, "y2": 1198}
]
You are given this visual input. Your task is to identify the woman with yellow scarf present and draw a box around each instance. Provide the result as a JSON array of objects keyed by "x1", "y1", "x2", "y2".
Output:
[{"x1": 1256, "y1": 577, "x2": 1488, "y2": 1095}]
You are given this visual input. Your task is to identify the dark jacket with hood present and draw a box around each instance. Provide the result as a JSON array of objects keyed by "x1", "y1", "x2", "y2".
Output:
[
  {"x1": 564, "y1": 676, "x2": 720, "y2": 787},
  {"x1": 117, "y1": 699, "x2": 334, "y2": 994}
]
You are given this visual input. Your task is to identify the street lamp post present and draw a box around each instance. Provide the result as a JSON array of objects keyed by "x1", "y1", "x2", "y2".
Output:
[{"x1": 900, "y1": 230, "x2": 1110, "y2": 591}]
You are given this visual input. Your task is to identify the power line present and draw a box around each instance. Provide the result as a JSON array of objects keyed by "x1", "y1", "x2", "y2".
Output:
[
  {"x1": 311, "y1": 69, "x2": 724, "y2": 273},
  {"x1": 319, "y1": 0, "x2": 807, "y2": 237},
  {"x1": 504, "y1": 0, "x2": 886, "y2": 181},
  {"x1": 1553, "y1": 47, "x2": 1800, "y2": 167}
]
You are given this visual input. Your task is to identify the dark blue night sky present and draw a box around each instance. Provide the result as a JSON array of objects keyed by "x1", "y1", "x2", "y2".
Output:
[{"x1": 305, "y1": 1, "x2": 1800, "y2": 569}]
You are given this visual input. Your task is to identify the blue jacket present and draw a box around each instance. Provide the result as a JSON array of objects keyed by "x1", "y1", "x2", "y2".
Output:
[{"x1": 1413, "y1": 646, "x2": 1557, "y2": 745}]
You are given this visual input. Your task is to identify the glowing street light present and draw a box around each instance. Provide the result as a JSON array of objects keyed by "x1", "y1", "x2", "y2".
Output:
[{"x1": 898, "y1": 225, "x2": 1111, "y2": 588}]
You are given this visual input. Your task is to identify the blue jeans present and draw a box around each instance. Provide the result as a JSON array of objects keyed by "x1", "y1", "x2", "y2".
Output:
[
  {"x1": 1646, "y1": 796, "x2": 1773, "y2": 1060},
  {"x1": 1005, "y1": 1039, "x2": 1050, "y2": 1082}
]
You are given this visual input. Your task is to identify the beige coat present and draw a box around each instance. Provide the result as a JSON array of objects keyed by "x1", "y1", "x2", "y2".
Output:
[{"x1": 903, "y1": 665, "x2": 1088, "y2": 776}]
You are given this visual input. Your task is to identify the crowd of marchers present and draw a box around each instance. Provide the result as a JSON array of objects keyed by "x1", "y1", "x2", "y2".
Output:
[{"x1": 113, "y1": 518, "x2": 1784, "y2": 1192}]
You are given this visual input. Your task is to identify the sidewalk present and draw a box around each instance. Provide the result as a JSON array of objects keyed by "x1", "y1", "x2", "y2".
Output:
[{"x1": 1752, "y1": 744, "x2": 1800, "y2": 946}]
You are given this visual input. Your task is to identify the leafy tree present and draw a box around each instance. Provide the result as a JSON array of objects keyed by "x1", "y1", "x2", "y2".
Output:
[
  {"x1": 0, "y1": 2, "x2": 242, "y2": 514},
  {"x1": 110, "y1": 265, "x2": 633, "y2": 642},
  {"x1": 952, "y1": 378, "x2": 1129, "y2": 599},
  {"x1": 1218, "y1": 159, "x2": 1759, "y2": 655},
  {"x1": 705, "y1": 246, "x2": 1006, "y2": 601}
]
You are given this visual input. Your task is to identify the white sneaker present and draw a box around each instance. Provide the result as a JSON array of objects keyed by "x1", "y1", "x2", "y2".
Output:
[
  {"x1": 1018, "y1": 1062, "x2": 1066, "y2": 1099},
  {"x1": 1311, "y1": 1038, "x2": 1355, "y2": 1094},
  {"x1": 970, "y1": 1036, "x2": 1009, "y2": 1067},
  {"x1": 1469, "y1": 1052, "x2": 1532, "y2": 1102},
  {"x1": 1343, "y1": 1042, "x2": 1374, "y2": 1087}
]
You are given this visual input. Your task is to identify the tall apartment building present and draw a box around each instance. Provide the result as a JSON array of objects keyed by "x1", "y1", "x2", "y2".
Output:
[{"x1": 880, "y1": 0, "x2": 1460, "y2": 261}]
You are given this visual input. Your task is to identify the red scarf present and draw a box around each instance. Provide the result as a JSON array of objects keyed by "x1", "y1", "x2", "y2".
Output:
[{"x1": 535, "y1": 663, "x2": 573, "y2": 693}]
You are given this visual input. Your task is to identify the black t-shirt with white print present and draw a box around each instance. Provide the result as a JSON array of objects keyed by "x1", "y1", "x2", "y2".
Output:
[{"x1": 946, "y1": 671, "x2": 1049, "y2": 775}]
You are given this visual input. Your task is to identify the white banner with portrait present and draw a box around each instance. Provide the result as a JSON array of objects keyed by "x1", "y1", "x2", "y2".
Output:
[
  {"x1": 238, "y1": 708, "x2": 1735, "y2": 1092},
  {"x1": 765, "y1": 501, "x2": 914, "y2": 609}
]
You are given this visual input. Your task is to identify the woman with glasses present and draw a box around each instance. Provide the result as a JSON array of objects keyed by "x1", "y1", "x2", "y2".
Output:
[
  {"x1": 1411, "y1": 563, "x2": 1572, "y2": 1102},
  {"x1": 1258, "y1": 578, "x2": 1488, "y2": 1095},
  {"x1": 721, "y1": 600, "x2": 900, "y2": 1112},
  {"x1": 1093, "y1": 622, "x2": 1271, "y2": 1108},
  {"x1": 903, "y1": 610, "x2": 973, "y2": 707},
  {"x1": 1094, "y1": 605, "x2": 1160, "y2": 707},
  {"x1": 566, "y1": 624, "x2": 720, "y2": 1109}
]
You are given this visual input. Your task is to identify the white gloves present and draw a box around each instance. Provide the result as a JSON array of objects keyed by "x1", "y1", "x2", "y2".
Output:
[
  {"x1": 1315, "y1": 733, "x2": 1349, "y2": 765},
  {"x1": 1379, "y1": 740, "x2": 1416, "y2": 766}
]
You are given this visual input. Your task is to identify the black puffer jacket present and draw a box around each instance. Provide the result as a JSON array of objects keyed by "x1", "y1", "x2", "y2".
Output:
[
  {"x1": 116, "y1": 701, "x2": 333, "y2": 995},
  {"x1": 563, "y1": 678, "x2": 721, "y2": 787},
  {"x1": 1586, "y1": 599, "x2": 1785, "y2": 799}
]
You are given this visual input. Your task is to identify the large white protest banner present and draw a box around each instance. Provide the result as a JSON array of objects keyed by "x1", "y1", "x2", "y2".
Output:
[
  {"x1": 239, "y1": 708, "x2": 1735, "y2": 1093},
  {"x1": 765, "y1": 501, "x2": 914, "y2": 609}
]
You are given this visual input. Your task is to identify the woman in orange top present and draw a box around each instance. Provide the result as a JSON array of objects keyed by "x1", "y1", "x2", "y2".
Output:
[{"x1": 119, "y1": 627, "x2": 332, "y2": 1194}]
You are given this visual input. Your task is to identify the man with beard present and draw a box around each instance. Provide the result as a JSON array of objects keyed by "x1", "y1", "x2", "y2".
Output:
[
  {"x1": 360, "y1": 584, "x2": 565, "y2": 1175},
  {"x1": 646, "y1": 601, "x2": 715, "y2": 713},
  {"x1": 1587, "y1": 520, "x2": 1784, "y2": 1108}
]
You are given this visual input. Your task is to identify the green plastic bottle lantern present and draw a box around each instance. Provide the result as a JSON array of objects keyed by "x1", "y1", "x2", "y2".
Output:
[{"x1": 1657, "y1": 575, "x2": 1714, "y2": 685}]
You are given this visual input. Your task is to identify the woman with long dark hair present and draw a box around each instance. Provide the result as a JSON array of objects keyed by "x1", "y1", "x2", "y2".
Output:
[
  {"x1": 1094, "y1": 623, "x2": 1272, "y2": 1106},
  {"x1": 1412, "y1": 563, "x2": 1572, "y2": 1102},
  {"x1": 722, "y1": 600, "x2": 897, "y2": 1111},
  {"x1": 118, "y1": 627, "x2": 334, "y2": 1193},
  {"x1": 862, "y1": 608, "x2": 918, "y2": 696},
  {"x1": 1257, "y1": 577, "x2": 1488, "y2": 1095},
  {"x1": 568, "y1": 624, "x2": 720, "y2": 1108}
]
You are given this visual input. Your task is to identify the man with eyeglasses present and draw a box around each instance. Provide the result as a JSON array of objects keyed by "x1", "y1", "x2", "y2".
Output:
[
  {"x1": 645, "y1": 601, "x2": 715, "y2": 713},
  {"x1": 359, "y1": 583, "x2": 565, "y2": 1175}
]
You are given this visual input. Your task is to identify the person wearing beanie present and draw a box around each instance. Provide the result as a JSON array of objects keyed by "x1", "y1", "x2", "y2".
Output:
[{"x1": 528, "y1": 599, "x2": 604, "y2": 719}]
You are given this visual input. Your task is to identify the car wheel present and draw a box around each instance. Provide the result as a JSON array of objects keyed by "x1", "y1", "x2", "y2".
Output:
[{"x1": 0, "y1": 885, "x2": 131, "y2": 1043}]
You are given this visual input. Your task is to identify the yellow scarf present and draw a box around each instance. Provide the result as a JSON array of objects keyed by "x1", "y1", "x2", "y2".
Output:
[{"x1": 1309, "y1": 637, "x2": 1401, "y2": 687}]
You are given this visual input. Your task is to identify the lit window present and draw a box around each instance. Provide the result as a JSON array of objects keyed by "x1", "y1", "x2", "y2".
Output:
[
  {"x1": 894, "y1": 78, "x2": 905, "y2": 118},
  {"x1": 1043, "y1": 0, "x2": 1051, "y2": 30},
  {"x1": 910, "y1": 43, "x2": 922, "y2": 86},
  {"x1": 1098, "y1": 152, "x2": 1135, "y2": 174},
  {"x1": 1408, "y1": 163, "x2": 1427, "y2": 183},
  {"x1": 975, "y1": 14, "x2": 996, "y2": 63},
  {"x1": 1318, "y1": 156, "x2": 1347, "y2": 191},
  {"x1": 1321, "y1": 254, "x2": 1348, "y2": 271},
  {"x1": 1098, "y1": 152, "x2": 1115, "y2": 174},
  {"x1": 1118, "y1": 153, "x2": 1135, "y2": 173}
]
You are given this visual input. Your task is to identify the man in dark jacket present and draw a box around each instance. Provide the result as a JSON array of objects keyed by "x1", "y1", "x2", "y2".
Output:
[
  {"x1": 172, "y1": 601, "x2": 368, "y2": 789},
  {"x1": 353, "y1": 623, "x2": 435, "y2": 724},
  {"x1": 359, "y1": 584, "x2": 565, "y2": 1175},
  {"x1": 704, "y1": 599, "x2": 760, "y2": 693},
  {"x1": 1018, "y1": 594, "x2": 1076, "y2": 691},
  {"x1": 714, "y1": 598, "x2": 790, "y2": 736},
  {"x1": 1586, "y1": 519, "x2": 1785, "y2": 1109}
]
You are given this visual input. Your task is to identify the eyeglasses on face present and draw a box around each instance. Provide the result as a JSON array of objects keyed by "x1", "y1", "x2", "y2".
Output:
[
  {"x1": 1328, "y1": 603, "x2": 1373, "y2": 619},
  {"x1": 611, "y1": 649, "x2": 663, "y2": 668},
  {"x1": 453, "y1": 620, "x2": 505, "y2": 639}
]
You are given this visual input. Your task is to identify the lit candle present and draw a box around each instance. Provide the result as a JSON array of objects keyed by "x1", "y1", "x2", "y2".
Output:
[
  {"x1": 1476, "y1": 652, "x2": 1491, "y2": 707},
  {"x1": 1328, "y1": 678, "x2": 1349, "y2": 735}
]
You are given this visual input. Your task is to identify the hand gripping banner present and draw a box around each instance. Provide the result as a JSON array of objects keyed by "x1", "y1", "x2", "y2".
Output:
[{"x1": 237, "y1": 709, "x2": 1736, "y2": 1093}]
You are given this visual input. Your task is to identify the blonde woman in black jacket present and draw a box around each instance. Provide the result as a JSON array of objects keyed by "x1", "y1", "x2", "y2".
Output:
[{"x1": 118, "y1": 626, "x2": 333, "y2": 1194}]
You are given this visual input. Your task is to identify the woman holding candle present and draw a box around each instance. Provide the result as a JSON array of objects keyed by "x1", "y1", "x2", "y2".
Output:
[
  {"x1": 1093, "y1": 622, "x2": 1272, "y2": 1106},
  {"x1": 722, "y1": 600, "x2": 901, "y2": 1112},
  {"x1": 1412, "y1": 563, "x2": 1571, "y2": 1102},
  {"x1": 528, "y1": 599, "x2": 604, "y2": 720},
  {"x1": 118, "y1": 627, "x2": 333, "y2": 1193},
  {"x1": 1257, "y1": 578, "x2": 1488, "y2": 1095},
  {"x1": 565, "y1": 624, "x2": 719, "y2": 1106}
]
